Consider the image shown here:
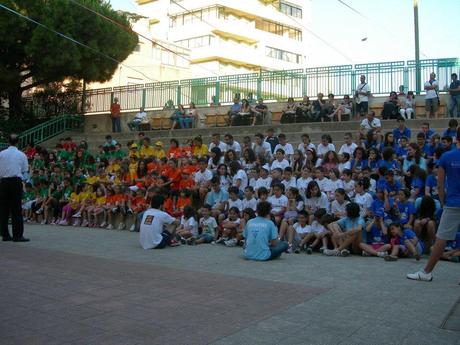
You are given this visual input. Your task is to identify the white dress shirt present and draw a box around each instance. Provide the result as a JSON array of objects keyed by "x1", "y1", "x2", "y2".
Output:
[{"x1": 0, "y1": 146, "x2": 28, "y2": 179}]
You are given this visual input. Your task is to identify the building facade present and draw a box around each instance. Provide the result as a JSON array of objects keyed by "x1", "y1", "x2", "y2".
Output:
[
  {"x1": 89, "y1": 19, "x2": 192, "y2": 89},
  {"x1": 137, "y1": 0, "x2": 309, "y2": 77}
]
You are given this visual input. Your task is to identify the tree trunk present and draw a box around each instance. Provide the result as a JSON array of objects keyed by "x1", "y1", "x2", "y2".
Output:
[{"x1": 7, "y1": 87, "x2": 23, "y2": 119}]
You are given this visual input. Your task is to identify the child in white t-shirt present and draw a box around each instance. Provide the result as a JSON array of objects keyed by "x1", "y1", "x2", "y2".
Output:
[
  {"x1": 196, "y1": 205, "x2": 218, "y2": 244},
  {"x1": 267, "y1": 183, "x2": 288, "y2": 226},
  {"x1": 215, "y1": 207, "x2": 240, "y2": 247},
  {"x1": 176, "y1": 205, "x2": 199, "y2": 244},
  {"x1": 242, "y1": 186, "x2": 257, "y2": 211}
]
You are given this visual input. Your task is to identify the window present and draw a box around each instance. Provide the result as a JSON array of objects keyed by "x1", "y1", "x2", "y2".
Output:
[
  {"x1": 175, "y1": 35, "x2": 214, "y2": 49},
  {"x1": 169, "y1": 6, "x2": 221, "y2": 27},
  {"x1": 255, "y1": 19, "x2": 302, "y2": 41},
  {"x1": 280, "y1": 2, "x2": 302, "y2": 18},
  {"x1": 266, "y1": 46, "x2": 302, "y2": 64}
]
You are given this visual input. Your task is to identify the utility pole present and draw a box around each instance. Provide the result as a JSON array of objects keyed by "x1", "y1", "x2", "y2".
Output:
[{"x1": 414, "y1": 0, "x2": 421, "y2": 94}]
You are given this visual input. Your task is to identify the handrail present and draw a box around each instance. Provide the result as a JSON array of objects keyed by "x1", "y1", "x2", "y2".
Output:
[
  {"x1": 0, "y1": 114, "x2": 84, "y2": 150},
  {"x1": 80, "y1": 57, "x2": 459, "y2": 113}
]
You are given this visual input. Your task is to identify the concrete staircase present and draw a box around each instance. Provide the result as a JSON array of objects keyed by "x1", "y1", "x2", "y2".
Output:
[{"x1": 44, "y1": 118, "x2": 451, "y2": 152}]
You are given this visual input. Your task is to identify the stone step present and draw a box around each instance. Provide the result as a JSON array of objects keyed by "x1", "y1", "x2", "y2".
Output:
[{"x1": 52, "y1": 124, "x2": 448, "y2": 153}]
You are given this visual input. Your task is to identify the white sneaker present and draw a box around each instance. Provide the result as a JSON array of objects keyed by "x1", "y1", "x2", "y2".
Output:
[
  {"x1": 129, "y1": 224, "x2": 135, "y2": 232},
  {"x1": 106, "y1": 224, "x2": 114, "y2": 230},
  {"x1": 377, "y1": 251, "x2": 387, "y2": 258},
  {"x1": 117, "y1": 223, "x2": 126, "y2": 230},
  {"x1": 407, "y1": 270, "x2": 433, "y2": 282},
  {"x1": 100, "y1": 222, "x2": 107, "y2": 228},
  {"x1": 340, "y1": 249, "x2": 350, "y2": 257},
  {"x1": 224, "y1": 238, "x2": 237, "y2": 247},
  {"x1": 323, "y1": 249, "x2": 340, "y2": 256},
  {"x1": 81, "y1": 220, "x2": 89, "y2": 227},
  {"x1": 73, "y1": 212, "x2": 82, "y2": 218}
]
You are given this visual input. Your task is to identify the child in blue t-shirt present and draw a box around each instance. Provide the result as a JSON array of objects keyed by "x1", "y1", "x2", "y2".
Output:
[
  {"x1": 360, "y1": 210, "x2": 390, "y2": 257},
  {"x1": 394, "y1": 188, "x2": 415, "y2": 228},
  {"x1": 424, "y1": 162, "x2": 438, "y2": 200},
  {"x1": 385, "y1": 223, "x2": 424, "y2": 261},
  {"x1": 324, "y1": 202, "x2": 365, "y2": 257},
  {"x1": 371, "y1": 188, "x2": 394, "y2": 225}
]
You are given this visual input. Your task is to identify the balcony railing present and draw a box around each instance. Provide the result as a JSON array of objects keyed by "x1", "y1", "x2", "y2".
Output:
[{"x1": 78, "y1": 57, "x2": 458, "y2": 113}]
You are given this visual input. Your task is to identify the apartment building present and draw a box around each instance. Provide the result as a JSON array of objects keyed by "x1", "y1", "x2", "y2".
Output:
[{"x1": 137, "y1": 0, "x2": 309, "y2": 77}]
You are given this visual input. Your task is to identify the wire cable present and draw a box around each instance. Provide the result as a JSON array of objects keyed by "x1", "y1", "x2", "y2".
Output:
[
  {"x1": 264, "y1": 1, "x2": 354, "y2": 64},
  {"x1": 336, "y1": 0, "x2": 429, "y2": 58},
  {"x1": 69, "y1": 0, "x2": 224, "y2": 78}
]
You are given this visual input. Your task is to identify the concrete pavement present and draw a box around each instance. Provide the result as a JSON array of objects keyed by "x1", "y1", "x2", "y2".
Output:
[{"x1": 0, "y1": 224, "x2": 459, "y2": 345}]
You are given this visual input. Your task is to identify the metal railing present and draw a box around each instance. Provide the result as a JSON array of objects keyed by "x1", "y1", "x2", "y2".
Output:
[
  {"x1": 0, "y1": 114, "x2": 85, "y2": 150},
  {"x1": 79, "y1": 57, "x2": 458, "y2": 113}
]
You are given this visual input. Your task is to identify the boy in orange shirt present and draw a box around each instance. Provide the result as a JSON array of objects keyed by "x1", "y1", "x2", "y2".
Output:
[
  {"x1": 178, "y1": 171, "x2": 195, "y2": 190},
  {"x1": 173, "y1": 189, "x2": 192, "y2": 218},
  {"x1": 106, "y1": 184, "x2": 127, "y2": 230},
  {"x1": 127, "y1": 187, "x2": 148, "y2": 232}
]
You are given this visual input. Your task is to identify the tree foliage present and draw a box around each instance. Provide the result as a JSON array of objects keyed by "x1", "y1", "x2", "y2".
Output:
[{"x1": 0, "y1": 0, "x2": 138, "y2": 117}]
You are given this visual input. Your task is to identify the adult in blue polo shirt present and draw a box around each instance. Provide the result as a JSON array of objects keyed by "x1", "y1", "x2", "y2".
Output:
[
  {"x1": 243, "y1": 201, "x2": 288, "y2": 261},
  {"x1": 408, "y1": 127, "x2": 460, "y2": 282}
]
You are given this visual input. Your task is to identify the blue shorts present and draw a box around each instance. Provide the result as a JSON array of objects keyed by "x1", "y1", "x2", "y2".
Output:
[
  {"x1": 154, "y1": 231, "x2": 172, "y2": 249},
  {"x1": 197, "y1": 233, "x2": 214, "y2": 243},
  {"x1": 399, "y1": 241, "x2": 424, "y2": 256}
]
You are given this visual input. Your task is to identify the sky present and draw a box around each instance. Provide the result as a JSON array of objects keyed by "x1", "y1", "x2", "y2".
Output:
[{"x1": 109, "y1": 0, "x2": 460, "y2": 67}]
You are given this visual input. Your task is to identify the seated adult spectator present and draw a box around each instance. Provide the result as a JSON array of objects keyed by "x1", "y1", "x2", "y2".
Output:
[
  {"x1": 127, "y1": 107, "x2": 148, "y2": 131},
  {"x1": 338, "y1": 132, "x2": 357, "y2": 156},
  {"x1": 442, "y1": 119, "x2": 458, "y2": 141},
  {"x1": 274, "y1": 133, "x2": 294, "y2": 161},
  {"x1": 252, "y1": 133, "x2": 272, "y2": 161},
  {"x1": 253, "y1": 98, "x2": 270, "y2": 125},
  {"x1": 234, "y1": 99, "x2": 253, "y2": 126},
  {"x1": 163, "y1": 99, "x2": 175, "y2": 110},
  {"x1": 243, "y1": 201, "x2": 289, "y2": 261},
  {"x1": 228, "y1": 97, "x2": 242, "y2": 125},
  {"x1": 298, "y1": 95, "x2": 313, "y2": 122},
  {"x1": 360, "y1": 111, "x2": 381, "y2": 132},
  {"x1": 169, "y1": 104, "x2": 186, "y2": 129},
  {"x1": 392, "y1": 117, "x2": 411, "y2": 143},
  {"x1": 208, "y1": 133, "x2": 227, "y2": 153},
  {"x1": 331, "y1": 95, "x2": 352, "y2": 122},
  {"x1": 420, "y1": 122, "x2": 435, "y2": 140},
  {"x1": 280, "y1": 97, "x2": 298, "y2": 124},
  {"x1": 186, "y1": 102, "x2": 202, "y2": 128},
  {"x1": 322, "y1": 93, "x2": 337, "y2": 122},
  {"x1": 224, "y1": 134, "x2": 242, "y2": 158},
  {"x1": 264, "y1": 128, "x2": 279, "y2": 155},
  {"x1": 399, "y1": 91, "x2": 416, "y2": 119},
  {"x1": 381, "y1": 91, "x2": 400, "y2": 120},
  {"x1": 311, "y1": 93, "x2": 326, "y2": 122}
]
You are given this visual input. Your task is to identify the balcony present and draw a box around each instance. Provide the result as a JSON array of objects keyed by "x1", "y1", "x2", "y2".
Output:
[{"x1": 189, "y1": 43, "x2": 262, "y2": 69}]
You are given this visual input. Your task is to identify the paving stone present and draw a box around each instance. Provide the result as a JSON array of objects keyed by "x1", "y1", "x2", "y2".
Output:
[{"x1": 1, "y1": 225, "x2": 459, "y2": 344}]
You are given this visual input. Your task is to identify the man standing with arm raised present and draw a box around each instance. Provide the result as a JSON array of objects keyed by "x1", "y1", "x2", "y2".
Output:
[
  {"x1": 407, "y1": 126, "x2": 460, "y2": 282},
  {"x1": 0, "y1": 134, "x2": 29, "y2": 242}
]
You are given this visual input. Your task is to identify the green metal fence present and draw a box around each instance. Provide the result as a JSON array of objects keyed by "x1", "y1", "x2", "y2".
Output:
[
  {"x1": 0, "y1": 114, "x2": 85, "y2": 151},
  {"x1": 82, "y1": 57, "x2": 459, "y2": 113}
]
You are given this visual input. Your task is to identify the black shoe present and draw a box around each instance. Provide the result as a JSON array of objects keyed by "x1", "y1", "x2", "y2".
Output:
[
  {"x1": 12, "y1": 237, "x2": 30, "y2": 242},
  {"x1": 2, "y1": 236, "x2": 13, "y2": 242}
]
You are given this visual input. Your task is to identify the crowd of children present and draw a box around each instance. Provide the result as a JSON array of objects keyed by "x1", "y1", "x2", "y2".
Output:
[{"x1": 21, "y1": 116, "x2": 460, "y2": 262}]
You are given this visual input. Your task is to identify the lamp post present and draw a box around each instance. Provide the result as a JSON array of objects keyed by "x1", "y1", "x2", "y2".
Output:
[{"x1": 414, "y1": 0, "x2": 421, "y2": 94}]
